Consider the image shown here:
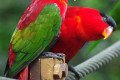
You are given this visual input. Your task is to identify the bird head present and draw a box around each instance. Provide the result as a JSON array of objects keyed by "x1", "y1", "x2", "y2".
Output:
[
  {"x1": 100, "y1": 12, "x2": 116, "y2": 39},
  {"x1": 66, "y1": 7, "x2": 116, "y2": 41}
]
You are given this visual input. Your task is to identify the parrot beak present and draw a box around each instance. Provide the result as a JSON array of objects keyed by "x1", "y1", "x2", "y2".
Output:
[{"x1": 102, "y1": 26, "x2": 113, "y2": 39}]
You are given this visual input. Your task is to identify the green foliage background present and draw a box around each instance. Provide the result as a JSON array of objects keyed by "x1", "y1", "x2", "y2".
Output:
[{"x1": 0, "y1": 0, "x2": 120, "y2": 80}]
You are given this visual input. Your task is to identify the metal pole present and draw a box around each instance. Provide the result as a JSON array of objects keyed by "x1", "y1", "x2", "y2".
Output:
[{"x1": 67, "y1": 41, "x2": 120, "y2": 80}]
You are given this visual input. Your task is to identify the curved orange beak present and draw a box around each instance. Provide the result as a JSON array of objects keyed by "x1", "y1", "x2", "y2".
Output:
[{"x1": 102, "y1": 26, "x2": 113, "y2": 39}]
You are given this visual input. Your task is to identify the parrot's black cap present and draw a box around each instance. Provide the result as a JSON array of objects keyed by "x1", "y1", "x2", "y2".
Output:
[{"x1": 100, "y1": 12, "x2": 117, "y2": 31}]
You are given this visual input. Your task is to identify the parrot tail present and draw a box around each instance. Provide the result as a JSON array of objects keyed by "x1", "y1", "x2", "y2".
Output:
[
  {"x1": 13, "y1": 66, "x2": 29, "y2": 80},
  {"x1": 5, "y1": 65, "x2": 29, "y2": 80},
  {"x1": 19, "y1": 66, "x2": 29, "y2": 80}
]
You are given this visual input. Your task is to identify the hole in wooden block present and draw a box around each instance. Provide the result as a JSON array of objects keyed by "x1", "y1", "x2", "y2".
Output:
[
  {"x1": 61, "y1": 63, "x2": 68, "y2": 77},
  {"x1": 53, "y1": 64, "x2": 62, "y2": 79}
]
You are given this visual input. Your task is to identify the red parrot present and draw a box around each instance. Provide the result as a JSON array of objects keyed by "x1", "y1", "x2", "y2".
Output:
[
  {"x1": 50, "y1": 6, "x2": 116, "y2": 62},
  {"x1": 48, "y1": 7, "x2": 116, "y2": 78},
  {"x1": 6, "y1": 0, "x2": 67, "y2": 80}
]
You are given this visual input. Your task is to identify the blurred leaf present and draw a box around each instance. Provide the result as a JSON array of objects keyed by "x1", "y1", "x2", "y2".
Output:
[
  {"x1": 0, "y1": 51, "x2": 8, "y2": 76},
  {"x1": 85, "y1": 0, "x2": 120, "y2": 55},
  {"x1": 109, "y1": 0, "x2": 120, "y2": 30},
  {"x1": 0, "y1": 0, "x2": 31, "y2": 76},
  {"x1": 68, "y1": 0, "x2": 117, "y2": 13}
]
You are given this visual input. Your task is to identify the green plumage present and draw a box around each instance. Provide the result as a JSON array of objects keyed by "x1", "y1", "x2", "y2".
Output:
[{"x1": 7, "y1": 4, "x2": 61, "y2": 77}]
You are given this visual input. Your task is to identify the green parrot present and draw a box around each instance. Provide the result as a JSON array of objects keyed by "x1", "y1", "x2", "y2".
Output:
[{"x1": 6, "y1": 0, "x2": 68, "y2": 79}]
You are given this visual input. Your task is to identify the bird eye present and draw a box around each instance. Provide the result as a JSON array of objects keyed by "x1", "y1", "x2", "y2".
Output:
[{"x1": 102, "y1": 17, "x2": 107, "y2": 22}]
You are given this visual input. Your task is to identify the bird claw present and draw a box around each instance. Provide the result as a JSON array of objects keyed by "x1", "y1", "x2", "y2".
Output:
[
  {"x1": 57, "y1": 53, "x2": 66, "y2": 57},
  {"x1": 68, "y1": 65, "x2": 80, "y2": 80},
  {"x1": 40, "y1": 52, "x2": 64, "y2": 62}
]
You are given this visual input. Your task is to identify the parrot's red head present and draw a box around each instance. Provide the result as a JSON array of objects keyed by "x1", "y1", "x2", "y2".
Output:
[
  {"x1": 64, "y1": 7, "x2": 116, "y2": 41},
  {"x1": 51, "y1": 6, "x2": 116, "y2": 62}
]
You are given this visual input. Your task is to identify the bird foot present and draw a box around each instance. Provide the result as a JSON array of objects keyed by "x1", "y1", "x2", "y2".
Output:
[
  {"x1": 56, "y1": 53, "x2": 66, "y2": 58},
  {"x1": 40, "y1": 52, "x2": 64, "y2": 61},
  {"x1": 68, "y1": 65, "x2": 80, "y2": 80}
]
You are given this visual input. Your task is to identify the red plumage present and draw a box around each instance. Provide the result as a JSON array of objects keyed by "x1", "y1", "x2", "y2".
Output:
[
  {"x1": 50, "y1": 7, "x2": 109, "y2": 62},
  {"x1": 9, "y1": 43, "x2": 15, "y2": 68}
]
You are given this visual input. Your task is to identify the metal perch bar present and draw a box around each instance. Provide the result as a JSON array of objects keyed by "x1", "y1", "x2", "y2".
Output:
[
  {"x1": 0, "y1": 76, "x2": 16, "y2": 80},
  {"x1": 66, "y1": 41, "x2": 120, "y2": 80}
]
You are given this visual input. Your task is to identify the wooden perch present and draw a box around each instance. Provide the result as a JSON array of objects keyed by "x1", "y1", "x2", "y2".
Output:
[{"x1": 30, "y1": 55, "x2": 68, "y2": 80}]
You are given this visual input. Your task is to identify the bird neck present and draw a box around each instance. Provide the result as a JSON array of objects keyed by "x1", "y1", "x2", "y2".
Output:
[{"x1": 50, "y1": 35, "x2": 85, "y2": 62}]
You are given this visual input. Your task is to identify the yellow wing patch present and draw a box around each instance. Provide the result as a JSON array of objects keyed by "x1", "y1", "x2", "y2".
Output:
[{"x1": 12, "y1": 28, "x2": 21, "y2": 44}]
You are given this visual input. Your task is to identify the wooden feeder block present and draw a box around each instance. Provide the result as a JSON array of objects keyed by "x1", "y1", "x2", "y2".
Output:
[{"x1": 30, "y1": 55, "x2": 68, "y2": 80}]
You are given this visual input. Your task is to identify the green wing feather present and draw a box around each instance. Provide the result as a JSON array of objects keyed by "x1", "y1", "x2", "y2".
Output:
[{"x1": 7, "y1": 4, "x2": 61, "y2": 77}]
